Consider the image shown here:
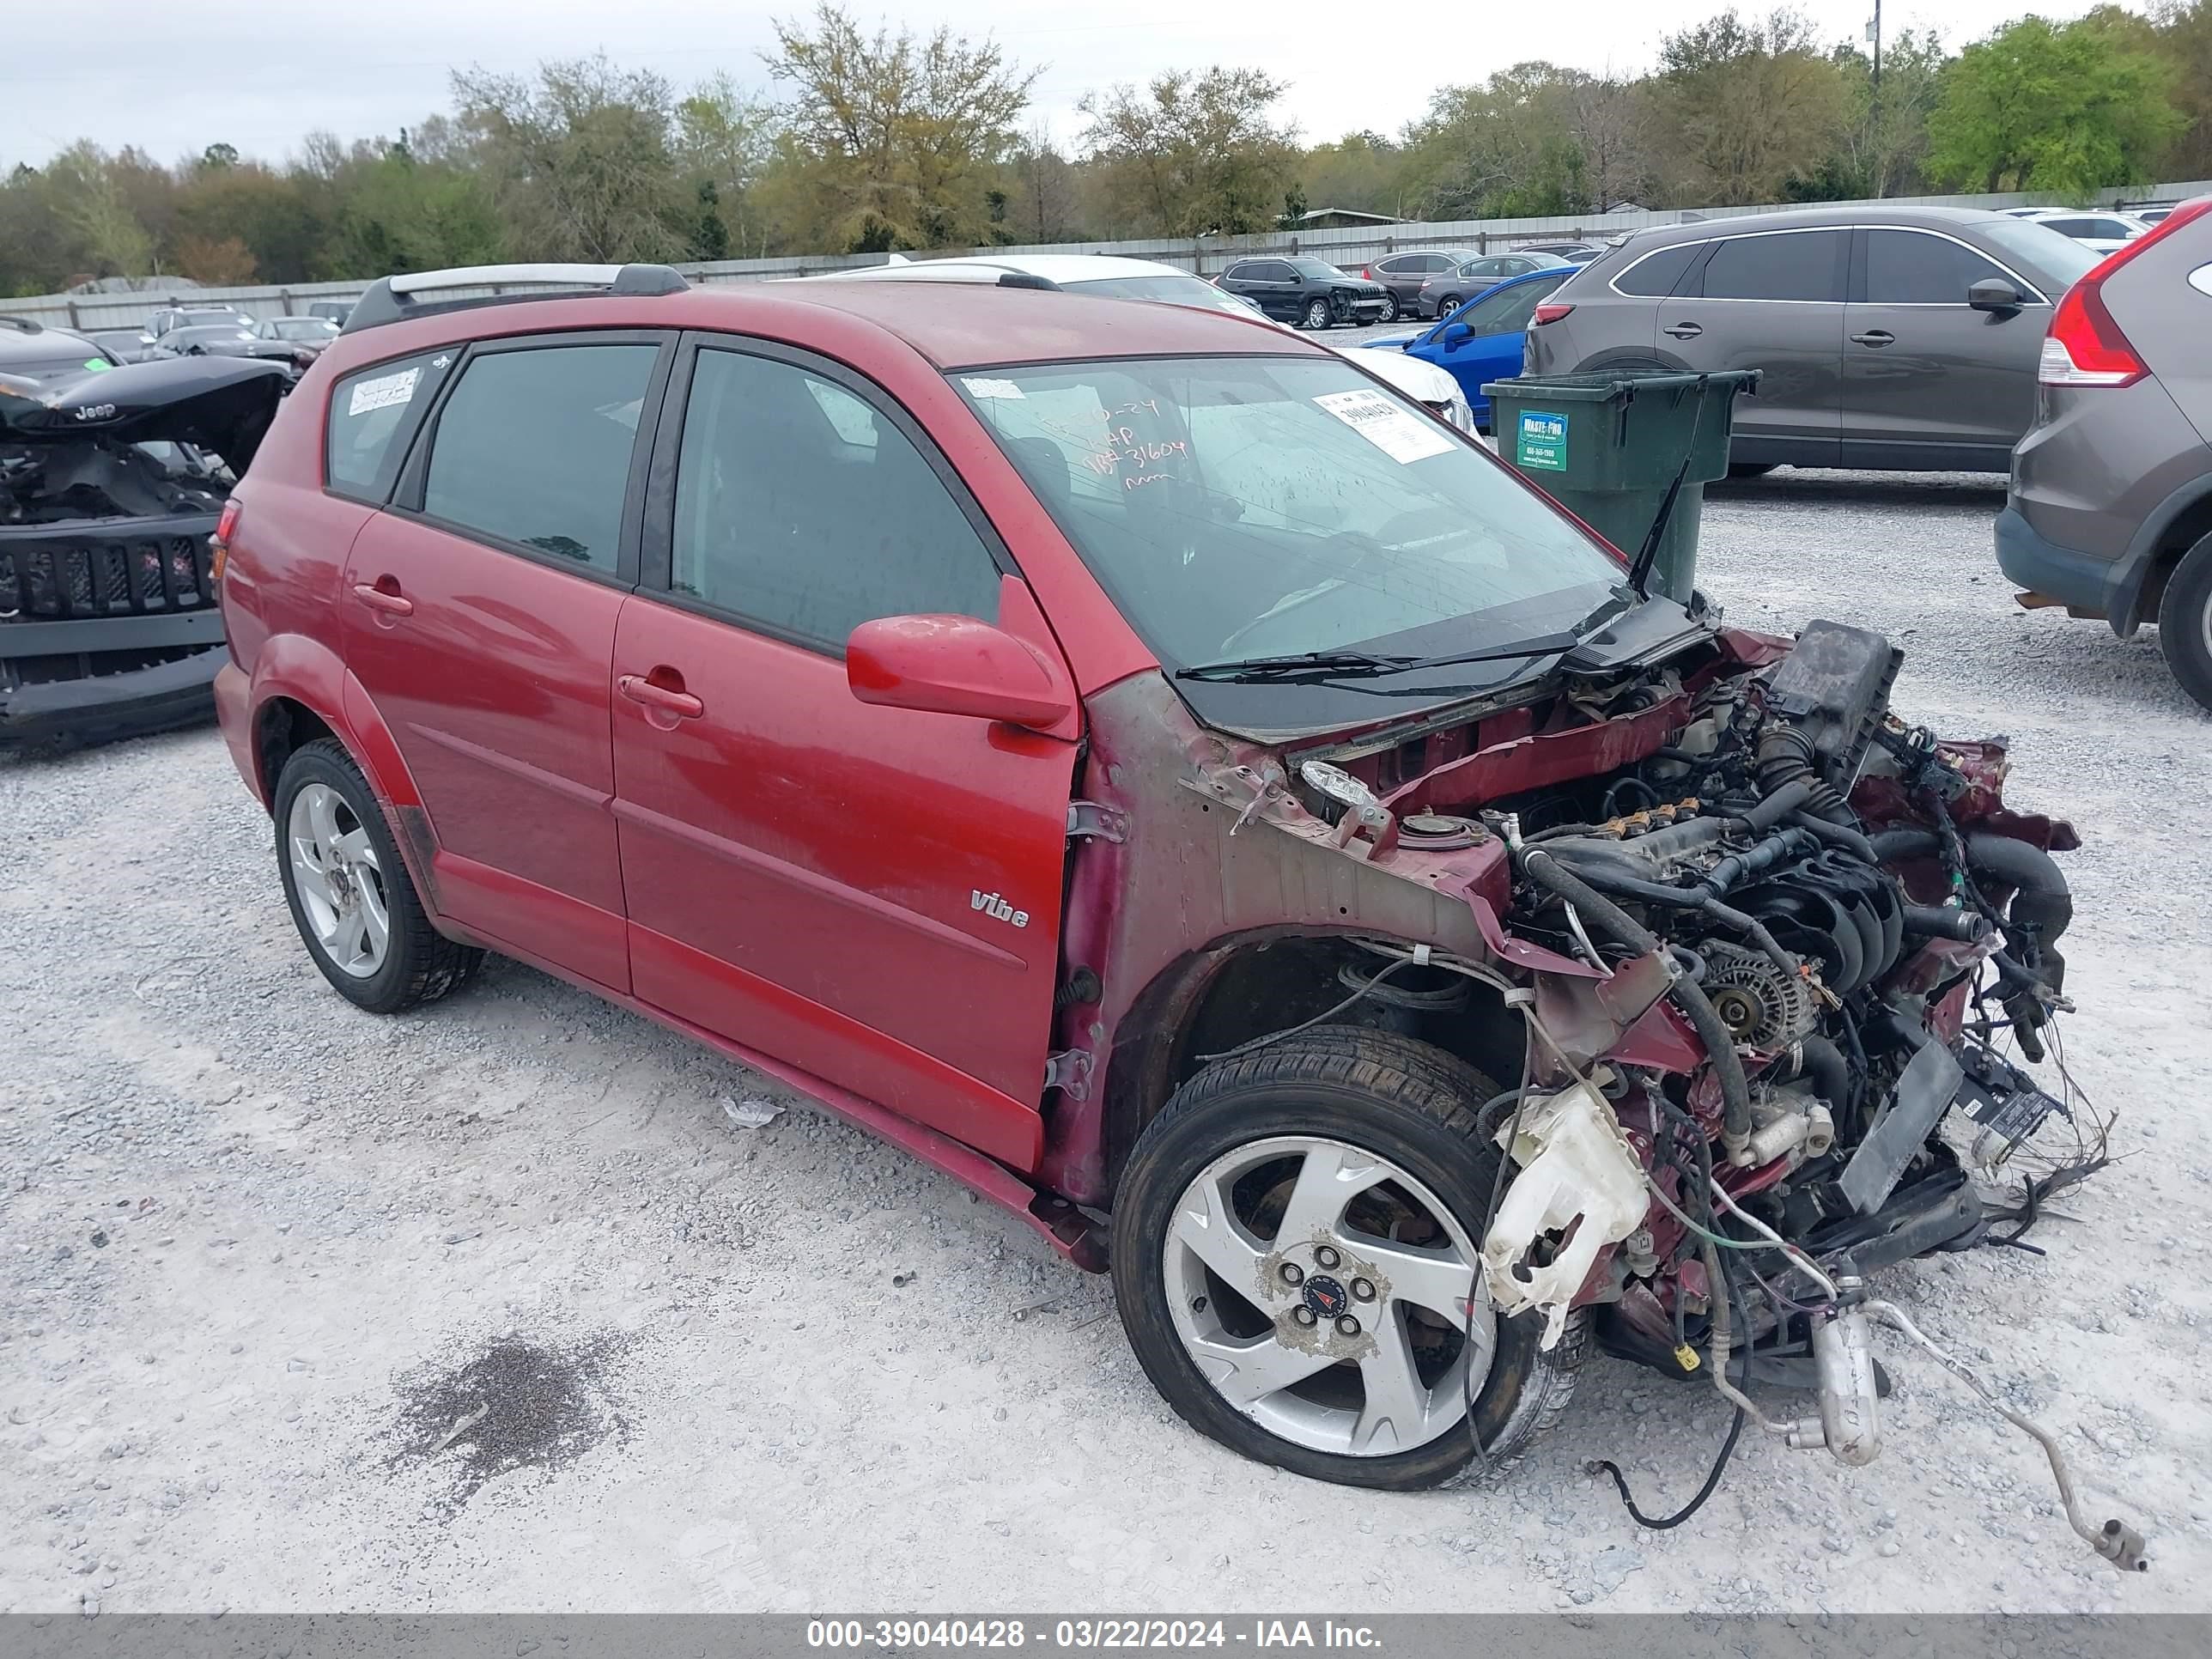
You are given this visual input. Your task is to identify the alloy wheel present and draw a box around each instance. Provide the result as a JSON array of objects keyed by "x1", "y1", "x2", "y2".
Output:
[
  {"x1": 1162, "y1": 1134, "x2": 1492, "y2": 1457},
  {"x1": 286, "y1": 781, "x2": 391, "y2": 978}
]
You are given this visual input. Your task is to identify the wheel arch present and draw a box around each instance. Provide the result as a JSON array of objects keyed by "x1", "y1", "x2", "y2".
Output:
[
  {"x1": 1094, "y1": 927, "x2": 1527, "y2": 1207},
  {"x1": 2115, "y1": 481, "x2": 2212, "y2": 637}
]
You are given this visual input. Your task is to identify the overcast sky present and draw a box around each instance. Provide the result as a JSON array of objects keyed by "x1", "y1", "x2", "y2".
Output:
[{"x1": 7, "y1": 0, "x2": 2104, "y2": 171}]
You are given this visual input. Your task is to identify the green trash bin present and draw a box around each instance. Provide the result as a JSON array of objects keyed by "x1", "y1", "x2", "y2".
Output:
[{"x1": 1480, "y1": 369, "x2": 1759, "y2": 604}]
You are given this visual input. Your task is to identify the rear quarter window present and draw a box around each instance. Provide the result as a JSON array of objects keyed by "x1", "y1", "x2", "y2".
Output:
[
  {"x1": 1612, "y1": 242, "x2": 1704, "y2": 297},
  {"x1": 325, "y1": 352, "x2": 451, "y2": 500}
]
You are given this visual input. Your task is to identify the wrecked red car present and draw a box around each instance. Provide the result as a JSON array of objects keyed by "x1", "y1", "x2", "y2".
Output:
[{"x1": 212, "y1": 264, "x2": 2142, "y2": 1566}]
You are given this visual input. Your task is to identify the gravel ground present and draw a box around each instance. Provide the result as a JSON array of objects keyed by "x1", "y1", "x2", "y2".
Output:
[{"x1": 3, "y1": 467, "x2": 2209, "y2": 1616}]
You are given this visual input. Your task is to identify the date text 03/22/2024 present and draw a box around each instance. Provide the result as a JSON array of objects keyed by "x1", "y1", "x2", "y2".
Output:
[{"x1": 805, "y1": 1620, "x2": 1383, "y2": 1650}]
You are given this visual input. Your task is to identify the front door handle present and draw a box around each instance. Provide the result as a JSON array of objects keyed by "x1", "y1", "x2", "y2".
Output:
[
  {"x1": 1850, "y1": 330, "x2": 1896, "y2": 347},
  {"x1": 351, "y1": 579, "x2": 413, "y2": 619},
  {"x1": 618, "y1": 672, "x2": 705, "y2": 720},
  {"x1": 1661, "y1": 321, "x2": 1703, "y2": 340}
]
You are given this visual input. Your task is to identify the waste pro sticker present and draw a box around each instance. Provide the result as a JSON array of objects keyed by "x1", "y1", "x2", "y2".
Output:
[
  {"x1": 1516, "y1": 410, "x2": 1570, "y2": 471},
  {"x1": 1313, "y1": 389, "x2": 1455, "y2": 464},
  {"x1": 348, "y1": 367, "x2": 420, "y2": 418}
]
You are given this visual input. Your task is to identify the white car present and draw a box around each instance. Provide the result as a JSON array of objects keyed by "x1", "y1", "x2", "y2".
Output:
[
  {"x1": 2004, "y1": 208, "x2": 2150, "y2": 254},
  {"x1": 807, "y1": 253, "x2": 1478, "y2": 433}
]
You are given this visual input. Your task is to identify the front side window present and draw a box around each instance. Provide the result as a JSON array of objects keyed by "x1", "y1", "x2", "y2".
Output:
[
  {"x1": 670, "y1": 349, "x2": 1000, "y2": 647},
  {"x1": 326, "y1": 350, "x2": 453, "y2": 498},
  {"x1": 421, "y1": 343, "x2": 658, "y2": 571},
  {"x1": 1862, "y1": 230, "x2": 2008, "y2": 305},
  {"x1": 1697, "y1": 231, "x2": 1844, "y2": 302},
  {"x1": 957, "y1": 356, "x2": 1628, "y2": 733}
]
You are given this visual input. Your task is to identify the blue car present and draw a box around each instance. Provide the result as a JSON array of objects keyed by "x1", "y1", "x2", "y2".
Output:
[{"x1": 1351, "y1": 267, "x2": 1575, "y2": 430}]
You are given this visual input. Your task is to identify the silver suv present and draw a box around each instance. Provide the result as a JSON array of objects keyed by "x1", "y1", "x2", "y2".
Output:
[
  {"x1": 1997, "y1": 197, "x2": 2212, "y2": 710},
  {"x1": 1522, "y1": 205, "x2": 2099, "y2": 472}
]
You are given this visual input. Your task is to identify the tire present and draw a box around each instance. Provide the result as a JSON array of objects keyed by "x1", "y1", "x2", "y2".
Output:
[
  {"x1": 272, "y1": 738, "x2": 483, "y2": 1014},
  {"x1": 1375, "y1": 295, "x2": 1399, "y2": 325},
  {"x1": 1302, "y1": 298, "x2": 1332, "y2": 331},
  {"x1": 1111, "y1": 1025, "x2": 1587, "y2": 1489},
  {"x1": 1432, "y1": 294, "x2": 1462, "y2": 319},
  {"x1": 2159, "y1": 532, "x2": 2212, "y2": 713}
]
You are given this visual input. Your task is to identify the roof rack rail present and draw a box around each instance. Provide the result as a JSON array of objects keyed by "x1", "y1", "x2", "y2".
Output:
[{"x1": 340, "y1": 263, "x2": 689, "y2": 335}]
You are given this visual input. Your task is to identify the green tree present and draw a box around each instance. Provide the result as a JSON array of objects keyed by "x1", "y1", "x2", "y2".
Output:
[
  {"x1": 677, "y1": 74, "x2": 781, "y2": 258},
  {"x1": 762, "y1": 3, "x2": 1037, "y2": 251},
  {"x1": 2151, "y1": 0, "x2": 2212, "y2": 178},
  {"x1": 1926, "y1": 15, "x2": 2184, "y2": 194},
  {"x1": 999, "y1": 127, "x2": 1085, "y2": 245},
  {"x1": 1400, "y1": 63, "x2": 1607, "y2": 219},
  {"x1": 1650, "y1": 10, "x2": 1851, "y2": 205},
  {"x1": 1823, "y1": 30, "x2": 1948, "y2": 198},
  {"x1": 1079, "y1": 67, "x2": 1300, "y2": 236},
  {"x1": 1298, "y1": 131, "x2": 1407, "y2": 218},
  {"x1": 453, "y1": 55, "x2": 695, "y2": 262}
]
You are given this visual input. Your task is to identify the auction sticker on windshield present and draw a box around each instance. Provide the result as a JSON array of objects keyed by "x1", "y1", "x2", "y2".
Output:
[
  {"x1": 1516, "y1": 410, "x2": 1569, "y2": 471},
  {"x1": 1312, "y1": 388, "x2": 1454, "y2": 464}
]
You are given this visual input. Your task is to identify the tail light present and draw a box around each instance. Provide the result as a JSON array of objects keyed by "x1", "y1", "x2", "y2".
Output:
[
  {"x1": 210, "y1": 498, "x2": 241, "y2": 581},
  {"x1": 1532, "y1": 302, "x2": 1575, "y2": 325},
  {"x1": 2039, "y1": 197, "x2": 2210, "y2": 387}
]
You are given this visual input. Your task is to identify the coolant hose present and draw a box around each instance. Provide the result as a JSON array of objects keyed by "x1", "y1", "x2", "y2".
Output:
[
  {"x1": 1539, "y1": 855, "x2": 1801, "y2": 982},
  {"x1": 1520, "y1": 847, "x2": 1753, "y2": 1150},
  {"x1": 1900, "y1": 903, "x2": 1990, "y2": 942},
  {"x1": 1785, "y1": 1033, "x2": 1852, "y2": 1124},
  {"x1": 1788, "y1": 811, "x2": 1880, "y2": 865},
  {"x1": 1867, "y1": 829, "x2": 2071, "y2": 986},
  {"x1": 1739, "y1": 777, "x2": 1815, "y2": 833}
]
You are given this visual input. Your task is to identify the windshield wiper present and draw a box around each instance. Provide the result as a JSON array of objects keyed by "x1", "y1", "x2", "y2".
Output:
[{"x1": 1176, "y1": 632, "x2": 1582, "y2": 686}]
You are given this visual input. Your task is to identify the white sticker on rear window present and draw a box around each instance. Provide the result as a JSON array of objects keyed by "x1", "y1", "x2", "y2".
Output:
[
  {"x1": 348, "y1": 367, "x2": 420, "y2": 417},
  {"x1": 963, "y1": 376, "x2": 1027, "y2": 400},
  {"x1": 1312, "y1": 388, "x2": 1455, "y2": 464}
]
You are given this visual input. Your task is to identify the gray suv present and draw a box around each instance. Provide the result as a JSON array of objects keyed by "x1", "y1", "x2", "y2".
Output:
[
  {"x1": 1523, "y1": 205, "x2": 2099, "y2": 471},
  {"x1": 1997, "y1": 198, "x2": 2212, "y2": 710}
]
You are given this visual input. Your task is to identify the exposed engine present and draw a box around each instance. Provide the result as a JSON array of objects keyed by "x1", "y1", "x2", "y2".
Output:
[{"x1": 1290, "y1": 617, "x2": 2142, "y2": 1568}]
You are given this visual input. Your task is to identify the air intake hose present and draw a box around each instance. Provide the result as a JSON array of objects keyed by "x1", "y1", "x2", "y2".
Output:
[{"x1": 1754, "y1": 725, "x2": 1855, "y2": 825}]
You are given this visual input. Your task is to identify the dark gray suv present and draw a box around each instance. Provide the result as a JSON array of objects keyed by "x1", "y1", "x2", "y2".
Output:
[
  {"x1": 1522, "y1": 205, "x2": 2099, "y2": 471},
  {"x1": 1997, "y1": 198, "x2": 2212, "y2": 710}
]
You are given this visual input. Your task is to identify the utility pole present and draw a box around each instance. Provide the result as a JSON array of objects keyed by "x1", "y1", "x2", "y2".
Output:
[{"x1": 1873, "y1": 0, "x2": 1882, "y2": 93}]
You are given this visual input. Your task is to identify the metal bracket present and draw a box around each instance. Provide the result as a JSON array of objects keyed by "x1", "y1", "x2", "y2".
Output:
[
  {"x1": 1043, "y1": 1048, "x2": 1096, "y2": 1102},
  {"x1": 1066, "y1": 800, "x2": 1128, "y2": 842}
]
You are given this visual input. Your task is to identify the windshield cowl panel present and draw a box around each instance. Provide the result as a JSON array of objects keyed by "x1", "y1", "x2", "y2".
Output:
[{"x1": 954, "y1": 354, "x2": 1630, "y2": 738}]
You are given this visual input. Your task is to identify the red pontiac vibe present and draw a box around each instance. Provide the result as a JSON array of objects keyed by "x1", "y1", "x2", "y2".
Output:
[{"x1": 210, "y1": 263, "x2": 2142, "y2": 1562}]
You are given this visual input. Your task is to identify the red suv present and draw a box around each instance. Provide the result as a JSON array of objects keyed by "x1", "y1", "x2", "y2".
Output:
[{"x1": 212, "y1": 264, "x2": 2097, "y2": 1504}]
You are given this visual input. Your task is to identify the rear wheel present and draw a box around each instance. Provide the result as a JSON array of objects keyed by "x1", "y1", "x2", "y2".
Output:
[
  {"x1": 1111, "y1": 1025, "x2": 1586, "y2": 1489},
  {"x1": 1375, "y1": 294, "x2": 1399, "y2": 325},
  {"x1": 2157, "y1": 532, "x2": 2212, "y2": 713},
  {"x1": 1432, "y1": 294, "x2": 1462, "y2": 318},
  {"x1": 273, "y1": 738, "x2": 483, "y2": 1014}
]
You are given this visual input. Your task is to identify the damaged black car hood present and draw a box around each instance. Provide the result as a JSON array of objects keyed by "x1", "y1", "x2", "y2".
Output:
[{"x1": 0, "y1": 356, "x2": 288, "y2": 472}]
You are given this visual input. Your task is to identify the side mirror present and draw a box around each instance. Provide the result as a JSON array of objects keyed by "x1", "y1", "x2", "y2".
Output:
[
  {"x1": 847, "y1": 613, "x2": 1075, "y2": 730},
  {"x1": 1443, "y1": 321, "x2": 1474, "y2": 344},
  {"x1": 1967, "y1": 278, "x2": 2024, "y2": 313}
]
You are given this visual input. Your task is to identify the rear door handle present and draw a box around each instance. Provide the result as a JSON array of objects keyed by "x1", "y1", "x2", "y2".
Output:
[
  {"x1": 351, "y1": 580, "x2": 413, "y2": 618},
  {"x1": 618, "y1": 672, "x2": 705, "y2": 720},
  {"x1": 1850, "y1": 330, "x2": 1896, "y2": 347},
  {"x1": 1661, "y1": 321, "x2": 1702, "y2": 340}
]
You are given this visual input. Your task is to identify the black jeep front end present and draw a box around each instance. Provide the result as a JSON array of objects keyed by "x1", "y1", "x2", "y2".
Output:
[{"x1": 1, "y1": 356, "x2": 284, "y2": 749}]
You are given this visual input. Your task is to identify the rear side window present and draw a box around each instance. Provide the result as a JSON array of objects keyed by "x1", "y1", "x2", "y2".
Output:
[
  {"x1": 420, "y1": 343, "x2": 659, "y2": 573},
  {"x1": 1697, "y1": 231, "x2": 1844, "y2": 301},
  {"x1": 668, "y1": 349, "x2": 1000, "y2": 648},
  {"x1": 1862, "y1": 230, "x2": 2008, "y2": 305},
  {"x1": 325, "y1": 352, "x2": 451, "y2": 498},
  {"x1": 1613, "y1": 242, "x2": 1704, "y2": 297}
]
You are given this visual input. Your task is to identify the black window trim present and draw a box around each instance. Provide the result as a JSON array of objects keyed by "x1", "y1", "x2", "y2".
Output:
[
  {"x1": 386, "y1": 327, "x2": 676, "y2": 591},
  {"x1": 1607, "y1": 239, "x2": 1713, "y2": 300},
  {"x1": 633, "y1": 329, "x2": 1019, "y2": 659},
  {"x1": 1846, "y1": 225, "x2": 2050, "y2": 307}
]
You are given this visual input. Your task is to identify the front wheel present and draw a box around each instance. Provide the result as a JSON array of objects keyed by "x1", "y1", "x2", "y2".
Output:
[
  {"x1": 2158, "y1": 531, "x2": 2212, "y2": 713},
  {"x1": 1302, "y1": 298, "x2": 1332, "y2": 331},
  {"x1": 1111, "y1": 1026, "x2": 1586, "y2": 1489}
]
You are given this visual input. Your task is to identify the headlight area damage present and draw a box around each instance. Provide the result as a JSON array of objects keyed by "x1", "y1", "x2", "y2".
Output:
[
  {"x1": 1, "y1": 357, "x2": 283, "y2": 748},
  {"x1": 1138, "y1": 618, "x2": 2145, "y2": 1569}
]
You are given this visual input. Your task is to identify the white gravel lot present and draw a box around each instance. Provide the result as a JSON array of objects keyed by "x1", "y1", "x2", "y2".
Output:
[{"x1": 3, "y1": 465, "x2": 2209, "y2": 1616}]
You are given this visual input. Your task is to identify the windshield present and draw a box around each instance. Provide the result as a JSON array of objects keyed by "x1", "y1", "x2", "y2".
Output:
[
  {"x1": 170, "y1": 325, "x2": 252, "y2": 344},
  {"x1": 957, "y1": 355, "x2": 1629, "y2": 734},
  {"x1": 1977, "y1": 219, "x2": 2101, "y2": 293},
  {"x1": 1069, "y1": 274, "x2": 1256, "y2": 317},
  {"x1": 1290, "y1": 258, "x2": 1352, "y2": 280},
  {"x1": 269, "y1": 319, "x2": 337, "y2": 339}
]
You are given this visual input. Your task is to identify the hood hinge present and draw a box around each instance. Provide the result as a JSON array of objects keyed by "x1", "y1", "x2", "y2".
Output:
[
  {"x1": 1066, "y1": 800, "x2": 1128, "y2": 842},
  {"x1": 1043, "y1": 1048, "x2": 1096, "y2": 1101}
]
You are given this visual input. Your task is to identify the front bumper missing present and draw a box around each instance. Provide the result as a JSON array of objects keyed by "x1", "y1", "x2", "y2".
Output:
[{"x1": 0, "y1": 614, "x2": 225, "y2": 746}]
